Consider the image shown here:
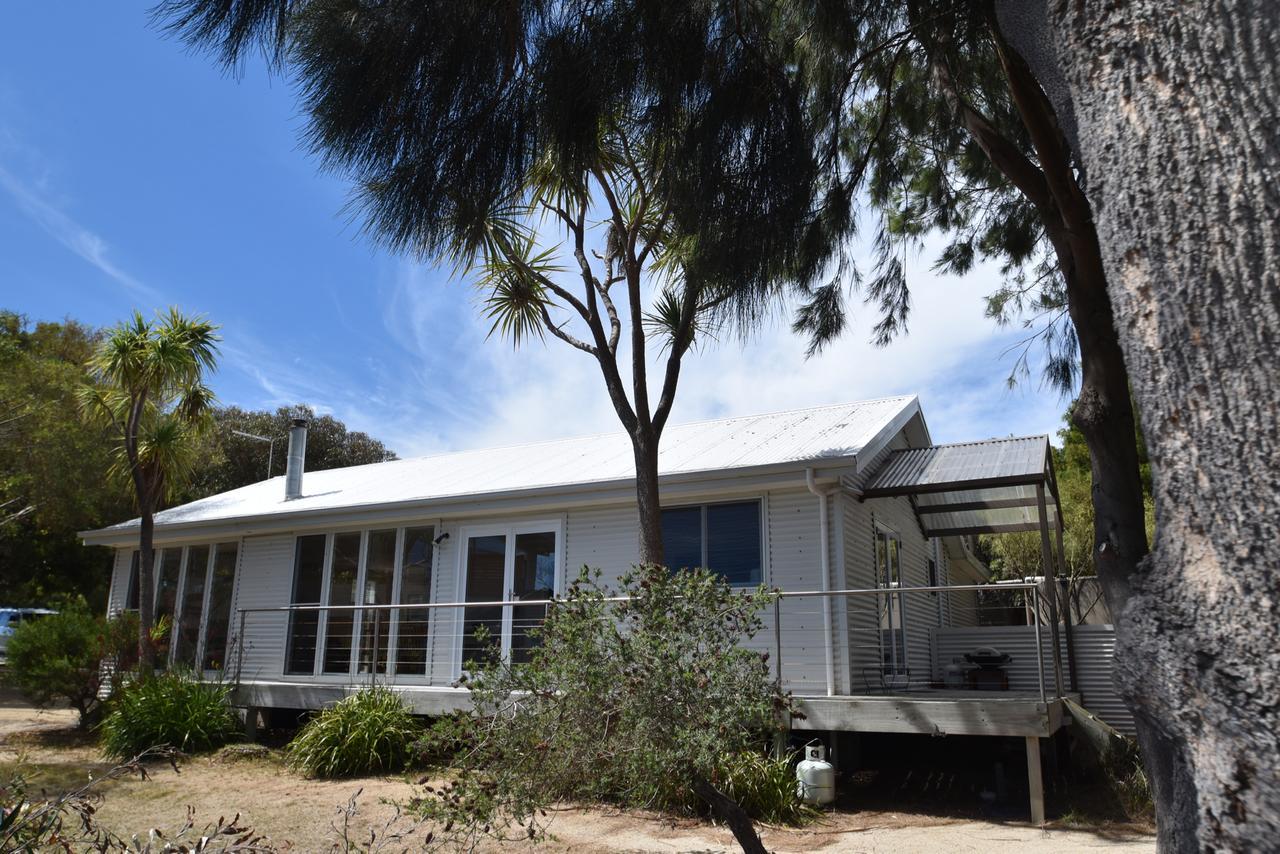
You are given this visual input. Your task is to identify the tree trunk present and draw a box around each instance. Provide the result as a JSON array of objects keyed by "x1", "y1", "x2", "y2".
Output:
[
  {"x1": 136, "y1": 502, "x2": 157, "y2": 669},
  {"x1": 632, "y1": 431, "x2": 665, "y2": 566},
  {"x1": 1050, "y1": 2, "x2": 1280, "y2": 849},
  {"x1": 692, "y1": 776, "x2": 768, "y2": 854}
]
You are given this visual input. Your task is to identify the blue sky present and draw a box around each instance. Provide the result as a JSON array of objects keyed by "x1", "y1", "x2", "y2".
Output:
[{"x1": 0, "y1": 4, "x2": 1069, "y2": 458}]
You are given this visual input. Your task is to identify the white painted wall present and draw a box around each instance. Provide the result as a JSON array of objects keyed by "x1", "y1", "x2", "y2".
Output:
[{"x1": 105, "y1": 486, "x2": 836, "y2": 696}]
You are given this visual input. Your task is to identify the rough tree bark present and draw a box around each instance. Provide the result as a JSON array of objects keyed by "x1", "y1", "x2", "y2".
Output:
[{"x1": 1049, "y1": 2, "x2": 1280, "y2": 849}]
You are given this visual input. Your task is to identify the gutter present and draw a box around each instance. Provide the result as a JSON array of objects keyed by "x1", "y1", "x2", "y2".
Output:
[
  {"x1": 806, "y1": 467, "x2": 841, "y2": 697},
  {"x1": 81, "y1": 459, "x2": 863, "y2": 547}
]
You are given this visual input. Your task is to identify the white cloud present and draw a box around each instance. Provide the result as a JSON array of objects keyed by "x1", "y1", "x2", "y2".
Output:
[
  {"x1": 0, "y1": 160, "x2": 165, "y2": 304},
  {"x1": 366, "y1": 242, "x2": 1070, "y2": 459}
]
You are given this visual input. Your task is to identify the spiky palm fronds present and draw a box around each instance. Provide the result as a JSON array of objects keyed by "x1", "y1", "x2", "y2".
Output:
[{"x1": 476, "y1": 239, "x2": 561, "y2": 346}]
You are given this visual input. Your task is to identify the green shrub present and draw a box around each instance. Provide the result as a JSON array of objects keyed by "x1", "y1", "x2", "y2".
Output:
[
  {"x1": 716, "y1": 750, "x2": 813, "y2": 825},
  {"x1": 98, "y1": 671, "x2": 240, "y2": 759},
  {"x1": 4, "y1": 609, "x2": 137, "y2": 728},
  {"x1": 286, "y1": 687, "x2": 421, "y2": 778}
]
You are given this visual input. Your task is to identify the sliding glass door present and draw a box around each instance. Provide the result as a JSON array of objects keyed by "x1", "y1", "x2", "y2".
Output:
[{"x1": 458, "y1": 523, "x2": 561, "y2": 672}]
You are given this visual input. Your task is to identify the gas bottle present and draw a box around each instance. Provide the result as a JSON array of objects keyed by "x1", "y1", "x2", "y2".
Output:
[{"x1": 796, "y1": 741, "x2": 835, "y2": 805}]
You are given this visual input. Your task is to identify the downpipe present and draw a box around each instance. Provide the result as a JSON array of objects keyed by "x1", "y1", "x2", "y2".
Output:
[{"x1": 806, "y1": 467, "x2": 839, "y2": 697}]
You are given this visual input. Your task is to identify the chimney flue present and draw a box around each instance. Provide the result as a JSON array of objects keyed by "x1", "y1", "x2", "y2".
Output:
[{"x1": 284, "y1": 418, "x2": 308, "y2": 500}]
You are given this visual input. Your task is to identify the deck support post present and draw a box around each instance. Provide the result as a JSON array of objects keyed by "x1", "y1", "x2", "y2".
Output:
[
  {"x1": 1025, "y1": 735, "x2": 1045, "y2": 825},
  {"x1": 243, "y1": 706, "x2": 259, "y2": 742}
]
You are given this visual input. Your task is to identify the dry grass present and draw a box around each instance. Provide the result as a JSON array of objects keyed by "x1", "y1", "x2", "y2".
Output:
[{"x1": 0, "y1": 694, "x2": 1155, "y2": 853}]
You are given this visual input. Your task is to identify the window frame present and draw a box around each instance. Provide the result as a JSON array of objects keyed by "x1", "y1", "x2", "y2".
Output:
[
  {"x1": 453, "y1": 518, "x2": 565, "y2": 679},
  {"x1": 874, "y1": 523, "x2": 910, "y2": 671},
  {"x1": 659, "y1": 498, "x2": 766, "y2": 588}
]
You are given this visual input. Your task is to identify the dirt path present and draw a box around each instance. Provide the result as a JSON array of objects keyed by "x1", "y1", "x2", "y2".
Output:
[{"x1": 0, "y1": 694, "x2": 1154, "y2": 852}]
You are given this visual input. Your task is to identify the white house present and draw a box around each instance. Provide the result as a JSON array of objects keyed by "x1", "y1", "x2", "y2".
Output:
[{"x1": 83, "y1": 396, "x2": 1123, "y2": 822}]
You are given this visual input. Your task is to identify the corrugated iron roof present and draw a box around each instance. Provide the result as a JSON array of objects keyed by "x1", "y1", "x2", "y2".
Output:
[
  {"x1": 861, "y1": 436, "x2": 1057, "y2": 537},
  {"x1": 85, "y1": 396, "x2": 919, "y2": 538},
  {"x1": 862, "y1": 435, "x2": 1051, "y2": 495}
]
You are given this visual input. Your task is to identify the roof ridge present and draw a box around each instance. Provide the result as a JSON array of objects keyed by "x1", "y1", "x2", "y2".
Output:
[{"x1": 895, "y1": 434, "x2": 1050, "y2": 452}]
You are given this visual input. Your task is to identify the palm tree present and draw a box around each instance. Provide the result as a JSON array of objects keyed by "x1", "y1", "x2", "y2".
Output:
[{"x1": 80, "y1": 308, "x2": 219, "y2": 665}]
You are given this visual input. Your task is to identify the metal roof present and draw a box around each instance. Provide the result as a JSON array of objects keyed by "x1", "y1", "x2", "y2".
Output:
[
  {"x1": 83, "y1": 396, "x2": 920, "y2": 541},
  {"x1": 861, "y1": 435, "x2": 1058, "y2": 537}
]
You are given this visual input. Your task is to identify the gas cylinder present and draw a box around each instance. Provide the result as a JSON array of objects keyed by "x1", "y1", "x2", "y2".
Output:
[{"x1": 796, "y1": 741, "x2": 835, "y2": 805}]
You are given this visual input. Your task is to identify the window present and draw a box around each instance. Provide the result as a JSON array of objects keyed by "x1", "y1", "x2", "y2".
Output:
[
  {"x1": 394, "y1": 527, "x2": 434, "y2": 675},
  {"x1": 285, "y1": 525, "x2": 440, "y2": 678},
  {"x1": 322, "y1": 533, "x2": 361, "y2": 673},
  {"x1": 875, "y1": 528, "x2": 908, "y2": 670},
  {"x1": 285, "y1": 535, "x2": 326, "y2": 675},
  {"x1": 459, "y1": 524, "x2": 561, "y2": 671},
  {"x1": 124, "y1": 551, "x2": 140, "y2": 611},
  {"x1": 659, "y1": 500, "x2": 762, "y2": 586},
  {"x1": 154, "y1": 549, "x2": 183, "y2": 624},
  {"x1": 172, "y1": 545, "x2": 210, "y2": 667},
  {"x1": 202, "y1": 543, "x2": 238, "y2": 671},
  {"x1": 357, "y1": 530, "x2": 396, "y2": 674}
]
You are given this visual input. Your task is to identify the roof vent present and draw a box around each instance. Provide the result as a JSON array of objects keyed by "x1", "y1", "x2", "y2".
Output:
[{"x1": 284, "y1": 418, "x2": 308, "y2": 500}]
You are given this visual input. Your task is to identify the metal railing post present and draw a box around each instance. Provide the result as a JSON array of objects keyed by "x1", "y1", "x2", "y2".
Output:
[
  {"x1": 773, "y1": 596, "x2": 783, "y2": 690},
  {"x1": 1032, "y1": 588, "x2": 1046, "y2": 703},
  {"x1": 371, "y1": 609, "x2": 380, "y2": 688}
]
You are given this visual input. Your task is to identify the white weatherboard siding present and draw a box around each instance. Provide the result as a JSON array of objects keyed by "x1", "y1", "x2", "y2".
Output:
[
  {"x1": 234, "y1": 534, "x2": 294, "y2": 683},
  {"x1": 764, "y1": 489, "x2": 828, "y2": 695}
]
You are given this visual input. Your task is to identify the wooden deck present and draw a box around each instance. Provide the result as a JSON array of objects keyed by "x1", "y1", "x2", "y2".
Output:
[
  {"x1": 231, "y1": 681, "x2": 1071, "y2": 740},
  {"x1": 793, "y1": 689, "x2": 1073, "y2": 738}
]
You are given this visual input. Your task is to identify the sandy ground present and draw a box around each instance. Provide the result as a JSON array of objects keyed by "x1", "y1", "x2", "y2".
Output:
[{"x1": 0, "y1": 697, "x2": 1155, "y2": 853}]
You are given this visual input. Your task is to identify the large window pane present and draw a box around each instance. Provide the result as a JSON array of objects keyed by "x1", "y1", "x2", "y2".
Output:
[
  {"x1": 462, "y1": 535, "x2": 506, "y2": 669},
  {"x1": 124, "y1": 551, "x2": 140, "y2": 611},
  {"x1": 154, "y1": 549, "x2": 183, "y2": 660},
  {"x1": 285, "y1": 534, "x2": 326, "y2": 675},
  {"x1": 395, "y1": 527, "x2": 434, "y2": 676},
  {"x1": 510, "y1": 531, "x2": 556, "y2": 665},
  {"x1": 707, "y1": 502, "x2": 761, "y2": 586},
  {"x1": 323, "y1": 533, "x2": 361, "y2": 674},
  {"x1": 358, "y1": 530, "x2": 396, "y2": 674},
  {"x1": 154, "y1": 549, "x2": 182, "y2": 623},
  {"x1": 173, "y1": 546, "x2": 209, "y2": 667},
  {"x1": 660, "y1": 507, "x2": 702, "y2": 571},
  {"x1": 202, "y1": 543, "x2": 238, "y2": 671}
]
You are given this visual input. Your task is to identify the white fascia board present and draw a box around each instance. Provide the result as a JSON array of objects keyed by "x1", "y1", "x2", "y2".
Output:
[
  {"x1": 80, "y1": 459, "x2": 858, "y2": 548},
  {"x1": 853, "y1": 395, "x2": 926, "y2": 474}
]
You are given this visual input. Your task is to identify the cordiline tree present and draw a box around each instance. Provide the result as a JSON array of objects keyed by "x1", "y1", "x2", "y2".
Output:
[
  {"x1": 430, "y1": 129, "x2": 734, "y2": 565},
  {"x1": 78, "y1": 309, "x2": 219, "y2": 665}
]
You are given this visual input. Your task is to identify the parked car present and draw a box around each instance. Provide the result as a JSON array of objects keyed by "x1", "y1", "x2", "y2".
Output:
[{"x1": 0, "y1": 608, "x2": 57, "y2": 660}]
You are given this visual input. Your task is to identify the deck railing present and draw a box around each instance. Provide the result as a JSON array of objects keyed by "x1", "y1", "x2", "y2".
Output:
[{"x1": 225, "y1": 581, "x2": 1066, "y2": 704}]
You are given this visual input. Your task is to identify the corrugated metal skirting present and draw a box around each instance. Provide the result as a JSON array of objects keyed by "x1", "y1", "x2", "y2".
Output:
[{"x1": 933, "y1": 624, "x2": 1135, "y2": 736}]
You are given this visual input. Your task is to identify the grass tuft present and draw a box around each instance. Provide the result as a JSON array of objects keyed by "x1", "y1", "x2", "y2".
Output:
[
  {"x1": 98, "y1": 671, "x2": 240, "y2": 760},
  {"x1": 285, "y1": 687, "x2": 422, "y2": 778}
]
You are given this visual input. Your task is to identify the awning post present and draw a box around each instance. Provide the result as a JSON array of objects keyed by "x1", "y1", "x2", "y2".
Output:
[{"x1": 1036, "y1": 484, "x2": 1064, "y2": 697}]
